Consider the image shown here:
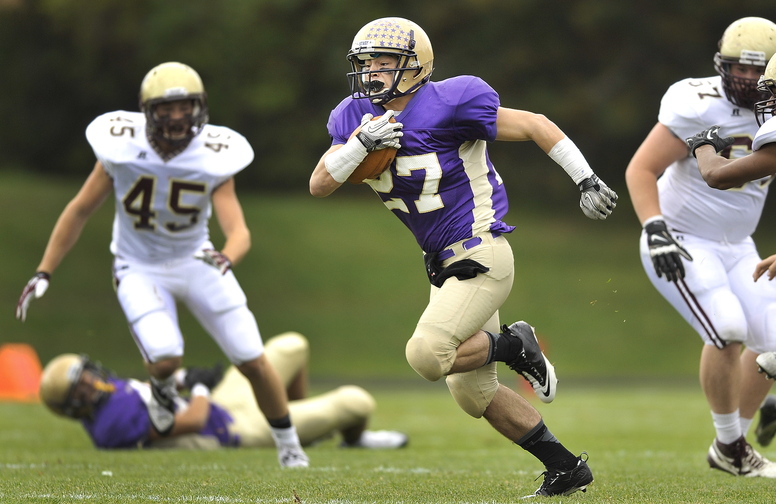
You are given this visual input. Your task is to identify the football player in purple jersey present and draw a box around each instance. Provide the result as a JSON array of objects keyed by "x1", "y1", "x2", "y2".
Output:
[
  {"x1": 309, "y1": 17, "x2": 617, "y2": 497},
  {"x1": 39, "y1": 332, "x2": 409, "y2": 451}
]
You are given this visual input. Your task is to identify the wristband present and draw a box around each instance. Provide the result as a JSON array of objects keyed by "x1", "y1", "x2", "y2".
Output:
[
  {"x1": 324, "y1": 138, "x2": 369, "y2": 183},
  {"x1": 548, "y1": 137, "x2": 595, "y2": 185},
  {"x1": 642, "y1": 215, "x2": 665, "y2": 228},
  {"x1": 191, "y1": 383, "x2": 210, "y2": 398}
]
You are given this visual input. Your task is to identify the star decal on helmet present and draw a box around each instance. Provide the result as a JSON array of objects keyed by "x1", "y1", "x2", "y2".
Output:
[{"x1": 365, "y1": 22, "x2": 411, "y2": 49}]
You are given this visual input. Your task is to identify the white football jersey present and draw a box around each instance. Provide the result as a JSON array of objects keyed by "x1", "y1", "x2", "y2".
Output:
[
  {"x1": 753, "y1": 115, "x2": 776, "y2": 151},
  {"x1": 85, "y1": 111, "x2": 254, "y2": 263},
  {"x1": 657, "y1": 76, "x2": 773, "y2": 242}
]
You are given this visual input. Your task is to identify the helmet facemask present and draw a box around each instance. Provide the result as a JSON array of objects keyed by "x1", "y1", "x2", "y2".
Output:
[
  {"x1": 347, "y1": 50, "x2": 426, "y2": 105},
  {"x1": 754, "y1": 75, "x2": 776, "y2": 126},
  {"x1": 714, "y1": 54, "x2": 769, "y2": 110},
  {"x1": 144, "y1": 96, "x2": 208, "y2": 147}
]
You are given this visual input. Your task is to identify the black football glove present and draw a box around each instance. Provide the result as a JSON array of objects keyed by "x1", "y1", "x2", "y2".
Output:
[
  {"x1": 184, "y1": 363, "x2": 224, "y2": 391},
  {"x1": 645, "y1": 219, "x2": 692, "y2": 282},
  {"x1": 685, "y1": 125, "x2": 734, "y2": 158}
]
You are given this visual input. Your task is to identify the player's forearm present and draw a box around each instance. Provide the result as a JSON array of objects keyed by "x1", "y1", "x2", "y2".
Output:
[
  {"x1": 695, "y1": 146, "x2": 739, "y2": 189},
  {"x1": 624, "y1": 167, "x2": 662, "y2": 225},
  {"x1": 218, "y1": 224, "x2": 250, "y2": 266},
  {"x1": 170, "y1": 396, "x2": 211, "y2": 434},
  {"x1": 310, "y1": 152, "x2": 344, "y2": 198},
  {"x1": 36, "y1": 203, "x2": 92, "y2": 274}
]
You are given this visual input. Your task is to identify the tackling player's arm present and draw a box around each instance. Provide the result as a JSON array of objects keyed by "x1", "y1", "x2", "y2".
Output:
[
  {"x1": 211, "y1": 178, "x2": 251, "y2": 266},
  {"x1": 695, "y1": 143, "x2": 776, "y2": 189}
]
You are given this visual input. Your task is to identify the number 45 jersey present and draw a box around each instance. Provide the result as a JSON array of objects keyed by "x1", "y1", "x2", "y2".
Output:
[{"x1": 85, "y1": 111, "x2": 254, "y2": 263}]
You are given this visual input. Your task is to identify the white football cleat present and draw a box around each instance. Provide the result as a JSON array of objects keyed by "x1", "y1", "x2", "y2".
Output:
[
  {"x1": 277, "y1": 444, "x2": 310, "y2": 468},
  {"x1": 342, "y1": 430, "x2": 409, "y2": 449},
  {"x1": 707, "y1": 436, "x2": 776, "y2": 477},
  {"x1": 757, "y1": 352, "x2": 776, "y2": 379}
]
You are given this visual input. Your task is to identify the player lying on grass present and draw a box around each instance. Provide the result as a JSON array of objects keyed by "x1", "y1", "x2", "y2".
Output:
[
  {"x1": 686, "y1": 50, "x2": 776, "y2": 383},
  {"x1": 39, "y1": 332, "x2": 408, "y2": 450}
]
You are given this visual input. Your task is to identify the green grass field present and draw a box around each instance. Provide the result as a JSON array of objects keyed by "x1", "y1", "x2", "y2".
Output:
[
  {"x1": 3, "y1": 170, "x2": 776, "y2": 503},
  {"x1": 3, "y1": 384, "x2": 776, "y2": 503}
]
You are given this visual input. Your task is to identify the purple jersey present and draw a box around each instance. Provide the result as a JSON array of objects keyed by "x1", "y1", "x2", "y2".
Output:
[
  {"x1": 81, "y1": 377, "x2": 238, "y2": 449},
  {"x1": 327, "y1": 76, "x2": 515, "y2": 253}
]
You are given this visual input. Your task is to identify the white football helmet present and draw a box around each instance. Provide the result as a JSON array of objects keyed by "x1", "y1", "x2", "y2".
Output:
[
  {"x1": 755, "y1": 54, "x2": 776, "y2": 126},
  {"x1": 39, "y1": 354, "x2": 113, "y2": 419},
  {"x1": 346, "y1": 17, "x2": 434, "y2": 104},
  {"x1": 714, "y1": 17, "x2": 776, "y2": 110},
  {"x1": 139, "y1": 62, "x2": 209, "y2": 146}
]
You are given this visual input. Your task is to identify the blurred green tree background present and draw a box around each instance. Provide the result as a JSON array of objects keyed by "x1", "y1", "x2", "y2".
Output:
[
  {"x1": 2, "y1": 0, "x2": 775, "y2": 204},
  {"x1": 3, "y1": 0, "x2": 776, "y2": 382}
]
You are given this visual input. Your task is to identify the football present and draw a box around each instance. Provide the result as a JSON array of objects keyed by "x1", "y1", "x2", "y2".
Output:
[{"x1": 347, "y1": 115, "x2": 398, "y2": 184}]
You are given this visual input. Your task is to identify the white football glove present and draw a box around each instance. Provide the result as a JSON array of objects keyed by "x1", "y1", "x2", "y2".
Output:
[
  {"x1": 325, "y1": 111, "x2": 404, "y2": 183},
  {"x1": 578, "y1": 175, "x2": 618, "y2": 220},
  {"x1": 194, "y1": 249, "x2": 231, "y2": 275},
  {"x1": 16, "y1": 272, "x2": 50, "y2": 322},
  {"x1": 355, "y1": 110, "x2": 403, "y2": 152}
]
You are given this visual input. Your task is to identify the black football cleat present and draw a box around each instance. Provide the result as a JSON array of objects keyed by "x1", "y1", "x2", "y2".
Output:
[
  {"x1": 756, "y1": 395, "x2": 776, "y2": 448},
  {"x1": 525, "y1": 453, "x2": 593, "y2": 498}
]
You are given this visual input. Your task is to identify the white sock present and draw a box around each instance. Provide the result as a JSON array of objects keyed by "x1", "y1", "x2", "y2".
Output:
[
  {"x1": 271, "y1": 425, "x2": 301, "y2": 447},
  {"x1": 712, "y1": 410, "x2": 742, "y2": 445},
  {"x1": 740, "y1": 416, "x2": 754, "y2": 437}
]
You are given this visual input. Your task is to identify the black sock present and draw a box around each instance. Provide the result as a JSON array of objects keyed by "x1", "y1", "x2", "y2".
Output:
[
  {"x1": 267, "y1": 414, "x2": 292, "y2": 429},
  {"x1": 485, "y1": 330, "x2": 524, "y2": 364},
  {"x1": 516, "y1": 420, "x2": 578, "y2": 471}
]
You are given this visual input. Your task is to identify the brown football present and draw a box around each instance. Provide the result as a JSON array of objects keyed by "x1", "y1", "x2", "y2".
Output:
[{"x1": 347, "y1": 115, "x2": 398, "y2": 184}]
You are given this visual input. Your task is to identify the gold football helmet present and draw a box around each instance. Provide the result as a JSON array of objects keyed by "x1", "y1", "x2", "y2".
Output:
[
  {"x1": 755, "y1": 54, "x2": 776, "y2": 126},
  {"x1": 139, "y1": 62, "x2": 209, "y2": 146},
  {"x1": 714, "y1": 17, "x2": 776, "y2": 110},
  {"x1": 347, "y1": 17, "x2": 434, "y2": 104},
  {"x1": 39, "y1": 353, "x2": 113, "y2": 419}
]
